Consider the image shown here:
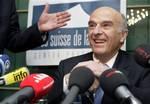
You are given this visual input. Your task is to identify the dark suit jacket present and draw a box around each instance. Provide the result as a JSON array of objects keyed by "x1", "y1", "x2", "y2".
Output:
[
  {"x1": 48, "y1": 50, "x2": 150, "y2": 104},
  {"x1": 0, "y1": 0, "x2": 47, "y2": 53}
]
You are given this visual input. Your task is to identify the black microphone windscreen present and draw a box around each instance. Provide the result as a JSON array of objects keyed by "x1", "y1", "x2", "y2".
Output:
[
  {"x1": 68, "y1": 66, "x2": 94, "y2": 93},
  {"x1": 134, "y1": 44, "x2": 150, "y2": 67},
  {"x1": 100, "y1": 69, "x2": 129, "y2": 97}
]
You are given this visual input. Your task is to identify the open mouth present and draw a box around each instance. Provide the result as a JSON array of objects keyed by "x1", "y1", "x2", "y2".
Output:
[{"x1": 94, "y1": 39, "x2": 106, "y2": 44}]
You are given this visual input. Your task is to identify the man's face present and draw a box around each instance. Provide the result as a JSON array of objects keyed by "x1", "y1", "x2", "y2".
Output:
[{"x1": 88, "y1": 8, "x2": 126, "y2": 56}]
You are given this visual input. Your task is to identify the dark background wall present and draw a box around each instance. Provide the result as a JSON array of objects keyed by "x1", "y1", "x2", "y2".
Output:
[
  {"x1": 126, "y1": 0, "x2": 150, "y2": 51},
  {"x1": 0, "y1": 0, "x2": 150, "y2": 102}
]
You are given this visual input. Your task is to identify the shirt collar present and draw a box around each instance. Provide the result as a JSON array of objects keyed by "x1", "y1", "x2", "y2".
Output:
[{"x1": 93, "y1": 52, "x2": 119, "y2": 68}]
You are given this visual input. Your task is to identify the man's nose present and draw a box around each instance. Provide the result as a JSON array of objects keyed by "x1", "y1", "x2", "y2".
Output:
[{"x1": 93, "y1": 25, "x2": 102, "y2": 35}]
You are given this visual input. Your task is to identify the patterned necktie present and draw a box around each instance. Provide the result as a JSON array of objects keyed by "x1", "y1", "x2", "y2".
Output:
[{"x1": 94, "y1": 86, "x2": 104, "y2": 104}]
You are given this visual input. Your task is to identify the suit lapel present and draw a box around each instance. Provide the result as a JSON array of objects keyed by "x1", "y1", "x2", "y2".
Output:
[
  {"x1": 82, "y1": 52, "x2": 93, "y2": 61},
  {"x1": 113, "y1": 50, "x2": 130, "y2": 76}
]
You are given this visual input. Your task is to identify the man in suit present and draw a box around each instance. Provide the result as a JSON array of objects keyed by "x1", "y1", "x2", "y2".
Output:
[
  {"x1": 47, "y1": 7, "x2": 150, "y2": 104},
  {"x1": 0, "y1": 0, "x2": 70, "y2": 53}
]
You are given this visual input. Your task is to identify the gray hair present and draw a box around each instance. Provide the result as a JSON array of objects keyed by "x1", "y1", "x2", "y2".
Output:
[{"x1": 120, "y1": 14, "x2": 128, "y2": 32}]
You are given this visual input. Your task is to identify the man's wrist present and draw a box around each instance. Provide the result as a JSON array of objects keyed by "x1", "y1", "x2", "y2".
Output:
[{"x1": 41, "y1": 32, "x2": 48, "y2": 42}]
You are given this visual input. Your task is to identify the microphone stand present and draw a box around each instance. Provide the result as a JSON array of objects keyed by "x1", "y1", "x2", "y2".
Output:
[{"x1": 18, "y1": 95, "x2": 31, "y2": 104}]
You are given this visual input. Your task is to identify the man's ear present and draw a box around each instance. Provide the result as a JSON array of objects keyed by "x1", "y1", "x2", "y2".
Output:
[{"x1": 120, "y1": 31, "x2": 128, "y2": 43}]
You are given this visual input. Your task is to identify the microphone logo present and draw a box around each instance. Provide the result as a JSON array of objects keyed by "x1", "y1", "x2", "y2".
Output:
[
  {"x1": 13, "y1": 70, "x2": 28, "y2": 82},
  {"x1": 0, "y1": 54, "x2": 11, "y2": 76},
  {"x1": 0, "y1": 67, "x2": 29, "y2": 86},
  {"x1": 5, "y1": 60, "x2": 11, "y2": 70},
  {"x1": 33, "y1": 74, "x2": 49, "y2": 83},
  {"x1": 105, "y1": 69, "x2": 123, "y2": 77}
]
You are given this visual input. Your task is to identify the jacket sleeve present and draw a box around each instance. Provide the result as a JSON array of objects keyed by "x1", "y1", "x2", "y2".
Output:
[
  {"x1": 129, "y1": 69, "x2": 150, "y2": 104},
  {"x1": 6, "y1": 0, "x2": 48, "y2": 52}
]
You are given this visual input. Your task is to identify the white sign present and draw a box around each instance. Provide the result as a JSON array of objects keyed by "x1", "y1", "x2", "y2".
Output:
[{"x1": 26, "y1": 0, "x2": 126, "y2": 66}]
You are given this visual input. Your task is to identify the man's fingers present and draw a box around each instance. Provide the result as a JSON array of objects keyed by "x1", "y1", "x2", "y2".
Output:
[
  {"x1": 57, "y1": 17, "x2": 71, "y2": 23},
  {"x1": 42, "y1": 3, "x2": 49, "y2": 14},
  {"x1": 56, "y1": 11, "x2": 70, "y2": 17},
  {"x1": 74, "y1": 61, "x2": 93, "y2": 67},
  {"x1": 54, "y1": 11, "x2": 71, "y2": 28},
  {"x1": 56, "y1": 12, "x2": 71, "y2": 20}
]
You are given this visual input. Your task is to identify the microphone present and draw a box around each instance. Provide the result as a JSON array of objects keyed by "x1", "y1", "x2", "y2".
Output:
[
  {"x1": 0, "y1": 54, "x2": 11, "y2": 76},
  {"x1": 0, "y1": 73, "x2": 54, "y2": 104},
  {"x1": 61, "y1": 67, "x2": 94, "y2": 104},
  {"x1": 100, "y1": 69, "x2": 142, "y2": 104},
  {"x1": 0, "y1": 67, "x2": 29, "y2": 86},
  {"x1": 134, "y1": 44, "x2": 150, "y2": 67}
]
